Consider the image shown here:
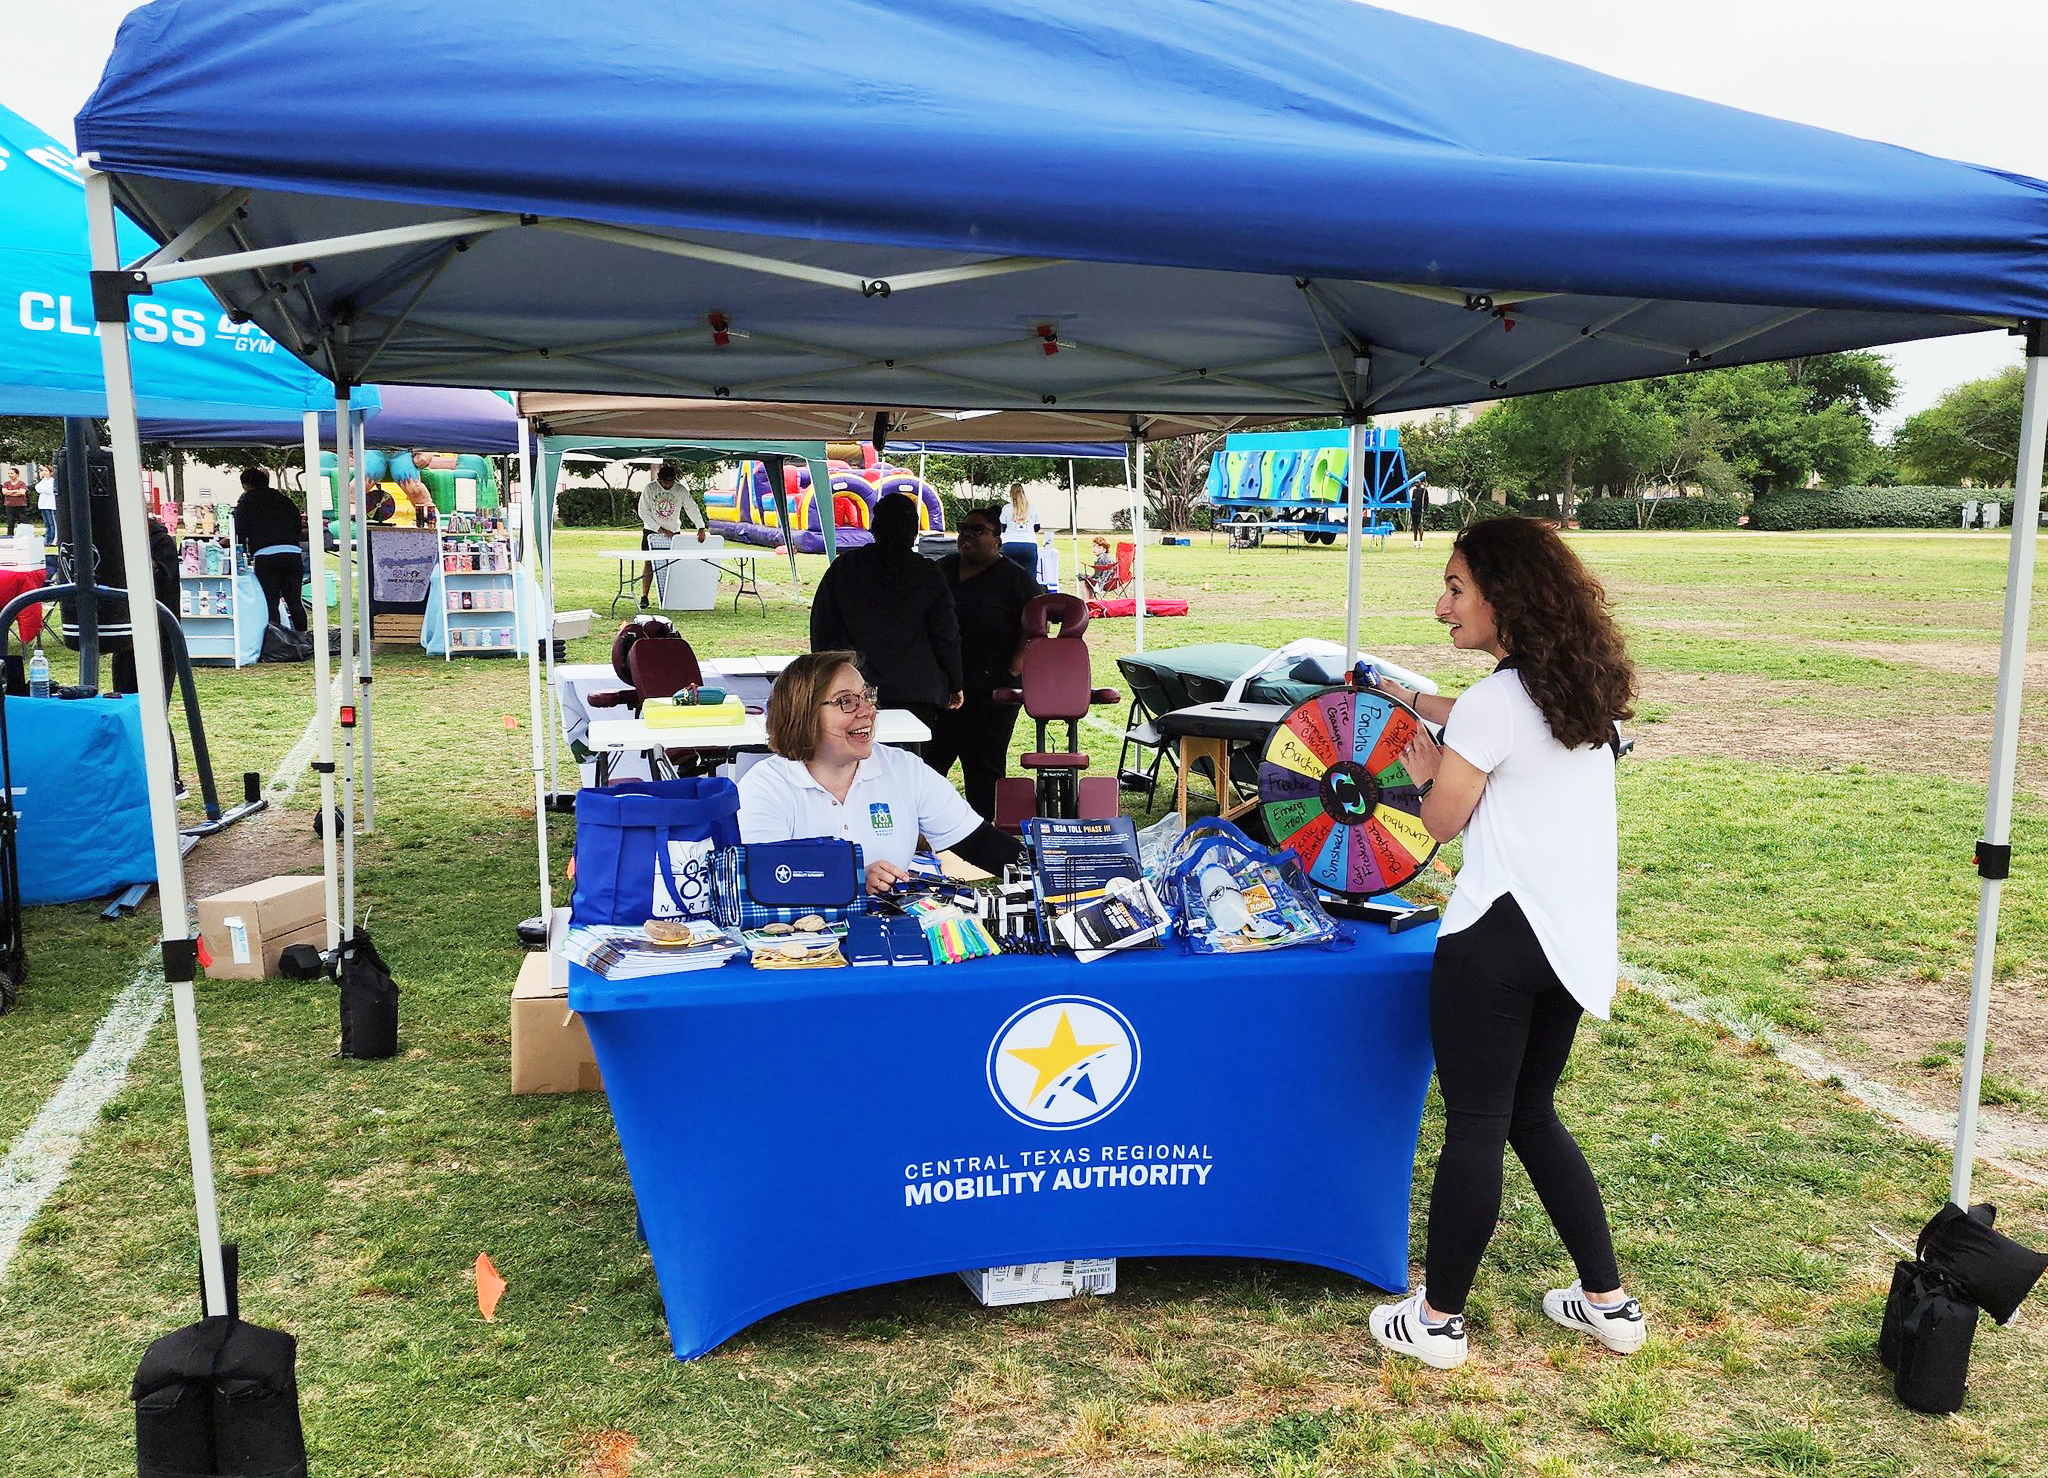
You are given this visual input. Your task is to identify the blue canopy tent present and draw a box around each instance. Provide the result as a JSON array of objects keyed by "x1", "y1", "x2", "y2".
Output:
[
  {"x1": 70, "y1": 0, "x2": 2048, "y2": 1319},
  {"x1": 0, "y1": 101, "x2": 347, "y2": 424},
  {"x1": 0, "y1": 100, "x2": 376, "y2": 914},
  {"x1": 141, "y1": 382, "x2": 520, "y2": 453}
]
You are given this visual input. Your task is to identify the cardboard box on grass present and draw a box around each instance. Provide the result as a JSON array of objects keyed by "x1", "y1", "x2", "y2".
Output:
[
  {"x1": 196, "y1": 875, "x2": 326, "y2": 982},
  {"x1": 511, "y1": 941, "x2": 602, "y2": 1095},
  {"x1": 959, "y1": 1259, "x2": 1116, "y2": 1307}
]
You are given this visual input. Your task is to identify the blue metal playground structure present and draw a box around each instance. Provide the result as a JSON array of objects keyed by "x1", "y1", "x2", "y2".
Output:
[{"x1": 1202, "y1": 429, "x2": 1422, "y2": 546}]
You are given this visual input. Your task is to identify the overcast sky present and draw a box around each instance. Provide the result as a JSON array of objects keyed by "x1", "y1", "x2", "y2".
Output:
[{"x1": 11, "y1": 0, "x2": 2041, "y2": 425}]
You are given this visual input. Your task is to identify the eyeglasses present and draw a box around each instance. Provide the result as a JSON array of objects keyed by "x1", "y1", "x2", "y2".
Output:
[
  {"x1": 957, "y1": 524, "x2": 996, "y2": 538},
  {"x1": 820, "y1": 686, "x2": 880, "y2": 715}
]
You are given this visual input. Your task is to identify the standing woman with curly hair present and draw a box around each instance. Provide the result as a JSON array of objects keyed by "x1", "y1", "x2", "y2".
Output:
[{"x1": 1366, "y1": 517, "x2": 1641, "y2": 1371}]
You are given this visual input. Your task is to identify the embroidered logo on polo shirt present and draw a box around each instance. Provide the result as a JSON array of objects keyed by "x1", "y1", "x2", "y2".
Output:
[
  {"x1": 869, "y1": 802, "x2": 894, "y2": 833},
  {"x1": 987, "y1": 997, "x2": 1140, "y2": 1130}
]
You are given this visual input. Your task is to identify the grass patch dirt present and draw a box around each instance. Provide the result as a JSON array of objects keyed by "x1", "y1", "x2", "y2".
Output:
[{"x1": 2, "y1": 529, "x2": 2046, "y2": 1474}]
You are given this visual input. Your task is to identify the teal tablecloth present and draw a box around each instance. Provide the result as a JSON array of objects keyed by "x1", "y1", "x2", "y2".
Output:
[{"x1": 1138, "y1": 643, "x2": 1330, "y2": 708}]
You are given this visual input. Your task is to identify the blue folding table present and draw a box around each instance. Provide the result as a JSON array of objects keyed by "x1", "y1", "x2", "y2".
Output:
[{"x1": 571, "y1": 926, "x2": 1437, "y2": 1359}]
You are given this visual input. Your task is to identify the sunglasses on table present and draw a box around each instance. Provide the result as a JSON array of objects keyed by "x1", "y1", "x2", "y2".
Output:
[{"x1": 820, "y1": 686, "x2": 881, "y2": 715}]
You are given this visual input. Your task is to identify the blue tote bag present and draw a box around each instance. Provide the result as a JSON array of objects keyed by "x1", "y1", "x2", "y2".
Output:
[{"x1": 571, "y1": 777, "x2": 742, "y2": 927}]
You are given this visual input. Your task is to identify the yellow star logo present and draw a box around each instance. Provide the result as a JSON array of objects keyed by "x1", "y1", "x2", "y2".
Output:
[{"x1": 1006, "y1": 1010, "x2": 1114, "y2": 1102}]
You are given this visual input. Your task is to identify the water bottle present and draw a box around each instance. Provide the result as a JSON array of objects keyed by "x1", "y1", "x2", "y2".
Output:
[{"x1": 27, "y1": 646, "x2": 50, "y2": 699}]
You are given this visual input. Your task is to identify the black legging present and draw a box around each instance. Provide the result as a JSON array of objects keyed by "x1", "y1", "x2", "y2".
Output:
[
  {"x1": 1423, "y1": 892, "x2": 1620, "y2": 1314},
  {"x1": 253, "y1": 551, "x2": 307, "y2": 631},
  {"x1": 924, "y1": 693, "x2": 1020, "y2": 820}
]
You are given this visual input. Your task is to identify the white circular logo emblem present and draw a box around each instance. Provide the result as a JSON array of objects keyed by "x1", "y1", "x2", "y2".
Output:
[
  {"x1": 987, "y1": 996, "x2": 1139, "y2": 1130},
  {"x1": 774, "y1": 864, "x2": 792, "y2": 884}
]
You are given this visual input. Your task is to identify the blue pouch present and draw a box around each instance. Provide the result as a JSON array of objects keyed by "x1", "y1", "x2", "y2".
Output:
[
  {"x1": 570, "y1": 777, "x2": 741, "y2": 927},
  {"x1": 713, "y1": 838, "x2": 868, "y2": 931}
]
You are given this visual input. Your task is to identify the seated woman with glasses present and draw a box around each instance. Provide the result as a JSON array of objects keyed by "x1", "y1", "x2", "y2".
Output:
[{"x1": 738, "y1": 650, "x2": 1024, "y2": 894}]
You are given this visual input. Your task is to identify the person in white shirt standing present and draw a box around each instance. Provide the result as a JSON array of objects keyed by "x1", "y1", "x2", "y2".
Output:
[
  {"x1": 34, "y1": 465, "x2": 58, "y2": 546},
  {"x1": 1365, "y1": 516, "x2": 1643, "y2": 1371},
  {"x1": 635, "y1": 460, "x2": 706, "y2": 609}
]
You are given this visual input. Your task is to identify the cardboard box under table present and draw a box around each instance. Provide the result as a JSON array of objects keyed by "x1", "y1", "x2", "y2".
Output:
[
  {"x1": 197, "y1": 876, "x2": 325, "y2": 981},
  {"x1": 511, "y1": 948, "x2": 602, "y2": 1095},
  {"x1": 569, "y1": 925, "x2": 1437, "y2": 1360}
]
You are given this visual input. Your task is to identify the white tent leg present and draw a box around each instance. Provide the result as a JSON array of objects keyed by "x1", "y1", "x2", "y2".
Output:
[
  {"x1": 538, "y1": 443, "x2": 564, "y2": 802},
  {"x1": 1952, "y1": 325, "x2": 2048, "y2": 1206},
  {"x1": 519, "y1": 418, "x2": 552, "y2": 925},
  {"x1": 86, "y1": 166, "x2": 227, "y2": 1317},
  {"x1": 302, "y1": 413, "x2": 341, "y2": 951},
  {"x1": 1344, "y1": 419, "x2": 1366, "y2": 669},
  {"x1": 352, "y1": 411, "x2": 375, "y2": 833},
  {"x1": 333, "y1": 391, "x2": 359, "y2": 933},
  {"x1": 1067, "y1": 459, "x2": 1079, "y2": 594},
  {"x1": 1132, "y1": 438, "x2": 1147, "y2": 653}
]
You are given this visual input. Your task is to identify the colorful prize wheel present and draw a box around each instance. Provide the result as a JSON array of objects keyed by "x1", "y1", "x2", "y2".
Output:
[{"x1": 1257, "y1": 688, "x2": 1438, "y2": 898}]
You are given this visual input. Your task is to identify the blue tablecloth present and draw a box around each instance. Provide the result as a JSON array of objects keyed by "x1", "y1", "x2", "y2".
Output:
[
  {"x1": 571, "y1": 925, "x2": 1437, "y2": 1359},
  {"x1": 3, "y1": 695, "x2": 152, "y2": 904}
]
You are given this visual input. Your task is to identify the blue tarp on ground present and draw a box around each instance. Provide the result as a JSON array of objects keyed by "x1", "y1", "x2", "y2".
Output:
[
  {"x1": 73, "y1": 1, "x2": 2048, "y2": 420},
  {"x1": 0, "y1": 102, "x2": 358, "y2": 422}
]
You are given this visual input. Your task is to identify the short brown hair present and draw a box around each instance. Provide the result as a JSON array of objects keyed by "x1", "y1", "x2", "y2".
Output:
[{"x1": 765, "y1": 650, "x2": 862, "y2": 760}]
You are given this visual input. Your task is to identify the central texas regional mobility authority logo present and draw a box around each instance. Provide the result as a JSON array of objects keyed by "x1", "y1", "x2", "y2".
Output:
[{"x1": 987, "y1": 996, "x2": 1139, "y2": 1130}]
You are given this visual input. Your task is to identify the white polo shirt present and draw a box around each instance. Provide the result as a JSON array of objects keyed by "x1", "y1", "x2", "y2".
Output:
[
  {"x1": 737, "y1": 744, "x2": 980, "y2": 870},
  {"x1": 1439, "y1": 668, "x2": 1619, "y2": 1019}
]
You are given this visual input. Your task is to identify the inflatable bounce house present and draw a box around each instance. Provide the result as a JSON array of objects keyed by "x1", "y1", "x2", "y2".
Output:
[
  {"x1": 1202, "y1": 429, "x2": 1417, "y2": 546},
  {"x1": 708, "y1": 441, "x2": 945, "y2": 554},
  {"x1": 318, "y1": 449, "x2": 502, "y2": 530}
]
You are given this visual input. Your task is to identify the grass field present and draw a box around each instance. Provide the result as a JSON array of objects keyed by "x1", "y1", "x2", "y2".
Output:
[{"x1": 1, "y1": 528, "x2": 2045, "y2": 1477}]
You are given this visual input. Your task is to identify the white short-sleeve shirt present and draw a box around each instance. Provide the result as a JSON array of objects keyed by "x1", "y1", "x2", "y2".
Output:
[
  {"x1": 736, "y1": 744, "x2": 980, "y2": 870},
  {"x1": 1439, "y1": 668, "x2": 1619, "y2": 1018}
]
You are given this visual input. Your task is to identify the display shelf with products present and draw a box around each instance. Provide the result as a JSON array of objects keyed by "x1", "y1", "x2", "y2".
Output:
[
  {"x1": 439, "y1": 511, "x2": 517, "y2": 659},
  {"x1": 174, "y1": 507, "x2": 251, "y2": 668}
]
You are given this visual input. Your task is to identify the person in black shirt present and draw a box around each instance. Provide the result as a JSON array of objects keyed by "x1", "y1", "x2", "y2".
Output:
[
  {"x1": 235, "y1": 466, "x2": 308, "y2": 631},
  {"x1": 808, "y1": 493, "x2": 962, "y2": 735},
  {"x1": 926, "y1": 506, "x2": 1040, "y2": 816}
]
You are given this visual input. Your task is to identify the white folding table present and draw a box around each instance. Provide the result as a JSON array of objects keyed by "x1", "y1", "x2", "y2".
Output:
[{"x1": 603, "y1": 543, "x2": 765, "y2": 615}]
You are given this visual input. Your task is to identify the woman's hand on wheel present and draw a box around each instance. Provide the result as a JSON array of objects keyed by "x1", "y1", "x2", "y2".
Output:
[
  {"x1": 866, "y1": 860, "x2": 912, "y2": 895},
  {"x1": 1400, "y1": 726, "x2": 1443, "y2": 787}
]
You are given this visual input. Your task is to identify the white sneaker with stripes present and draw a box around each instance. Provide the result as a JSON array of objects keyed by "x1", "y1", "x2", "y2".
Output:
[
  {"x1": 1542, "y1": 1281, "x2": 1647, "y2": 1353},
  {"x1": 1369, "y1": 1288, "x2": 1468, "y2": 1369}
]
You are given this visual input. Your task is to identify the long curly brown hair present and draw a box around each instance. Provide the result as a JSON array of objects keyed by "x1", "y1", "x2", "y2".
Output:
[{"x1": 1452, "y1": 518, "x2": 1634, "y2": 750}]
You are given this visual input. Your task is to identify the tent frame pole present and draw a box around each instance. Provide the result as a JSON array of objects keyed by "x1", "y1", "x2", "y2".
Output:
[
  {"x1": 1344, "y1": 417, "x2": 1366, "y2": 669},
  {"x1": 300, "y1": 414, "x2": 341, "y2": 950},
  {"x1": 333, "y1": 388, "x2": 359, "y2": 934},
  {"x1": 538, "y1": 443, "x2": 564, "y2": 802},
  {"x1": 1067, "y1": 458, "x2": 1079, "y2": 594},
  {"x1": 1952, "y1": 320, "x2": 2048, "y2": 1207},
  {"x1": 85, "y1": 165, "x2": 228, "y2": 1318},
  {"x1": 352, "y1": 411, "x2": 375, "y2": 832},
  {"x1": 1130, "y1": 432, "x2": 1146, "y2": 653},
  {"x1": 518, "y1": 417, "x2": 552, "y2": 928}
]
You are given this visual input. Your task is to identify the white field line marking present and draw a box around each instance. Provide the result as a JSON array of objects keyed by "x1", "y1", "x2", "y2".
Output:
[
  {"x1": 262, "y1": 682, "x2": 338, "y2": 803},
  {"x1": 1620, "y1": 962, "x2": 2048, "y2": 1186},
  {"x1": 0, "y1": 691, "x2": 330, "y2": 1282},
  {"x1": 0, "y1": 958, "x2": 168, "y2": 1280}
]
